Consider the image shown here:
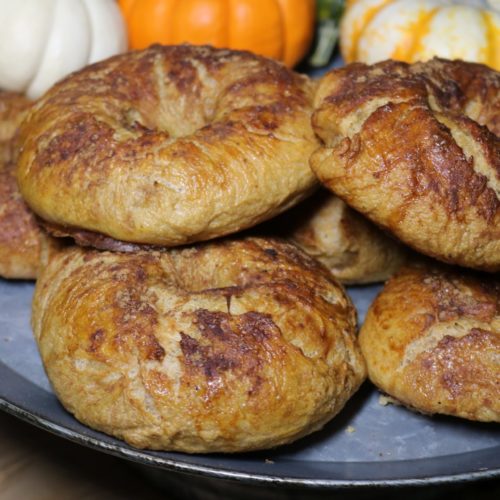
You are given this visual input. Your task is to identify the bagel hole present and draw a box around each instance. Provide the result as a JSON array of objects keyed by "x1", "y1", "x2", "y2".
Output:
[
  {"x1": 122, "y1": 108, "x2": 146, "y2": 129},
  {"x1": 120, "y1": 104, "x2": 207, "y2": 139},
  {"x1": 146, "y1": 55, "x2": 219, "y2": 138},
  {"x1": 119, "y1": 91, "x2": 215, "y2": 139},
  {"x1": 158, "y1": 251, "x2": 237, "y2": 294}
]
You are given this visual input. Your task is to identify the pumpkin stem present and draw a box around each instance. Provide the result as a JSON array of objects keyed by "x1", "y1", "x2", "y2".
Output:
[
  {"x1": 309, "y1": 19, "x2": 339, "y2": 67},
  {"x1": 309, "y1": 0, "x2": 344, "y2": 67}
]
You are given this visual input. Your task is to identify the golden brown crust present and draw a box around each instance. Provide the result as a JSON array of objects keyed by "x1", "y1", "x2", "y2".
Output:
[
  {"x1": 32, "y1": 236, "x2": 366, "y2": 452},
  {"x1": 359, "y1": 263, "x2": 500, "y2": 422},
  {"x1": 277, "y1": 189, "x2": 406, "y2": 284},
  {"x1": 0, "y1": 92, "x2": 41, "y2": 279},
  {"x1": 311, "y1": 58, "x2": 500, "y2": 272},
  {"x1": 17, "y1": 44, "x2": 319, "y2": 249}
]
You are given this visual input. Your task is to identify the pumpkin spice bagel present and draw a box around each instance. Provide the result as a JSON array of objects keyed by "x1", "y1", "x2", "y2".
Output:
[
  {"x1": 32, "y1": 236, "x2": 366, "y2": 452},
  {"x1": 17, "y1": 44, "x2": 319, "y2": 249},
  {"x1": 360, "y1": 263, "x2": 500, "y2": 422},
  {"x1": 0, "y1": 91, "x2": 41, "y2": 279},
  {"x1": 278, "y1": 189, "x2": 406, "y2": 284},
  {"x1": 311, "y1": 58, "x2": 500, "y2": 272}
]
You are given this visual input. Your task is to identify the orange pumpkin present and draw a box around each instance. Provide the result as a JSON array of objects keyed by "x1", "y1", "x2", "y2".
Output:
[{"x1": 118, "y1": 0, "x2": 315, "y2": 67}]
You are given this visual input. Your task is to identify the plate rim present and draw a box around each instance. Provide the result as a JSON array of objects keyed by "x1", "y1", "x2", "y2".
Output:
[{"x1": 1, "y1": 377, "x2": 499, "y2": 489}]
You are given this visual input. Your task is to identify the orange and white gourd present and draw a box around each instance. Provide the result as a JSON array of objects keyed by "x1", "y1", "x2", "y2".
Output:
[
  {"x1": 0, "y1": 0, "x2": 127, "y2": 99},
  {"x1": 340, "y1": 0, "x2": 500, "y2": 70}
]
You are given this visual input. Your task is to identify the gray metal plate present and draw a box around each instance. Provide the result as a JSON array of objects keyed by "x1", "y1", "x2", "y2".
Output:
[{"x1": 1, "y1": 278, "x2": 499, "y2": 488}]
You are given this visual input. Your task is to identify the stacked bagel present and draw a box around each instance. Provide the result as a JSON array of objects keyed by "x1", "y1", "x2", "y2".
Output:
[
  {"x1": 6, "y1": 45, "x2": 499, "y2": 452},
  {"x1": 310, "y1": 58, "x2": 500, "y2": 423},
  {"x1": 0, "y1": 91, "x2": 43, "y2": 279}
]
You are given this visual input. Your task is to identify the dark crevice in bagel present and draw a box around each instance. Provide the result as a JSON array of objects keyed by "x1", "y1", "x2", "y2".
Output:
[
  {"x1": 412, "y1": 58, "x2": 500, "y2": 135},
  {"x1": 433, "y1": 113, "x2": 500, "y2": 200},
  {"x1": 40, "y1": 219, "x2": 161, "y2": 253},
  {"x1": 121, "y1": 107, "x2": 162, "y2": 136}
]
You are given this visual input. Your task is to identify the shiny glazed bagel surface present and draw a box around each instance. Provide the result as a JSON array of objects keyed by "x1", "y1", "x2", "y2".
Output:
[
  {"x1": 0, "y1": 91, "x2": 41, "y2": 279},
  {"x1": 33, "y1": 237, "x2": 365, "y2": 452},
  {"x1": 17, "y1": 44, "x2": 319, "y2": 248},
  {"x1": 360, "y1": 264, "x2": 500, "y2": 422},
  {"x1": 311, "y1": 58, "x2": 500, "y2": 272}
]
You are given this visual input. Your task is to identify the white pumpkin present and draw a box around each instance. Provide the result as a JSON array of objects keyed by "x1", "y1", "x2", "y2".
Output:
[
  {"x1": 0, "y1": 0, "x2": 127, "y2": 99},
  {"x1": 340, "y1": 0, "x2": 500, "y2": 70}
]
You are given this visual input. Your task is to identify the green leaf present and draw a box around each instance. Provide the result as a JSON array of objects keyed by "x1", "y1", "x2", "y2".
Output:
[{"x1": 316, "y1": 0, "x2": 345, "y2": 22}]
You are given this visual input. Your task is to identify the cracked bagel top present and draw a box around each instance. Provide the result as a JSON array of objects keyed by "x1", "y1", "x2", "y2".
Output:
[
  {"x1": 359, "y1": 263, "x2": 500, "y2": 422},
  {"x1": 311, "y1": 58, "x2": 500, "y2": 271},
  {"x1": 32, "y1": 236, "x2": 365, "y2": 452},
  {"x1": 17, "y1": 44, "x2": 319, "y2": 249}
]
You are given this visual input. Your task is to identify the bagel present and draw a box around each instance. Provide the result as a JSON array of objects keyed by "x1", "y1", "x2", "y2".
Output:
[
  {"x1": 360, "y1": 263, "x2": 500, "y2": 422},
  {"x1": 311, "y1": 58, "x2": 500, "y2": 272},
  {"x1": 0, "y1": 91, "x2": 41, "y2": 279},
  {"x1": 277, "y1": 189, "x2": 406, "y2": 284},
  {"x1": 17, "y1": 44, "x2": 319, "y2": 249},
  {"x1": 32, "y1": 236, "x2": 365, "y2": 452}
]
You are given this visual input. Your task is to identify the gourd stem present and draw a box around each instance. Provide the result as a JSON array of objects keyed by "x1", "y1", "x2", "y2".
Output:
[{"x1": 309, "y1": 19, "x2": 339, "y2": 67}]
